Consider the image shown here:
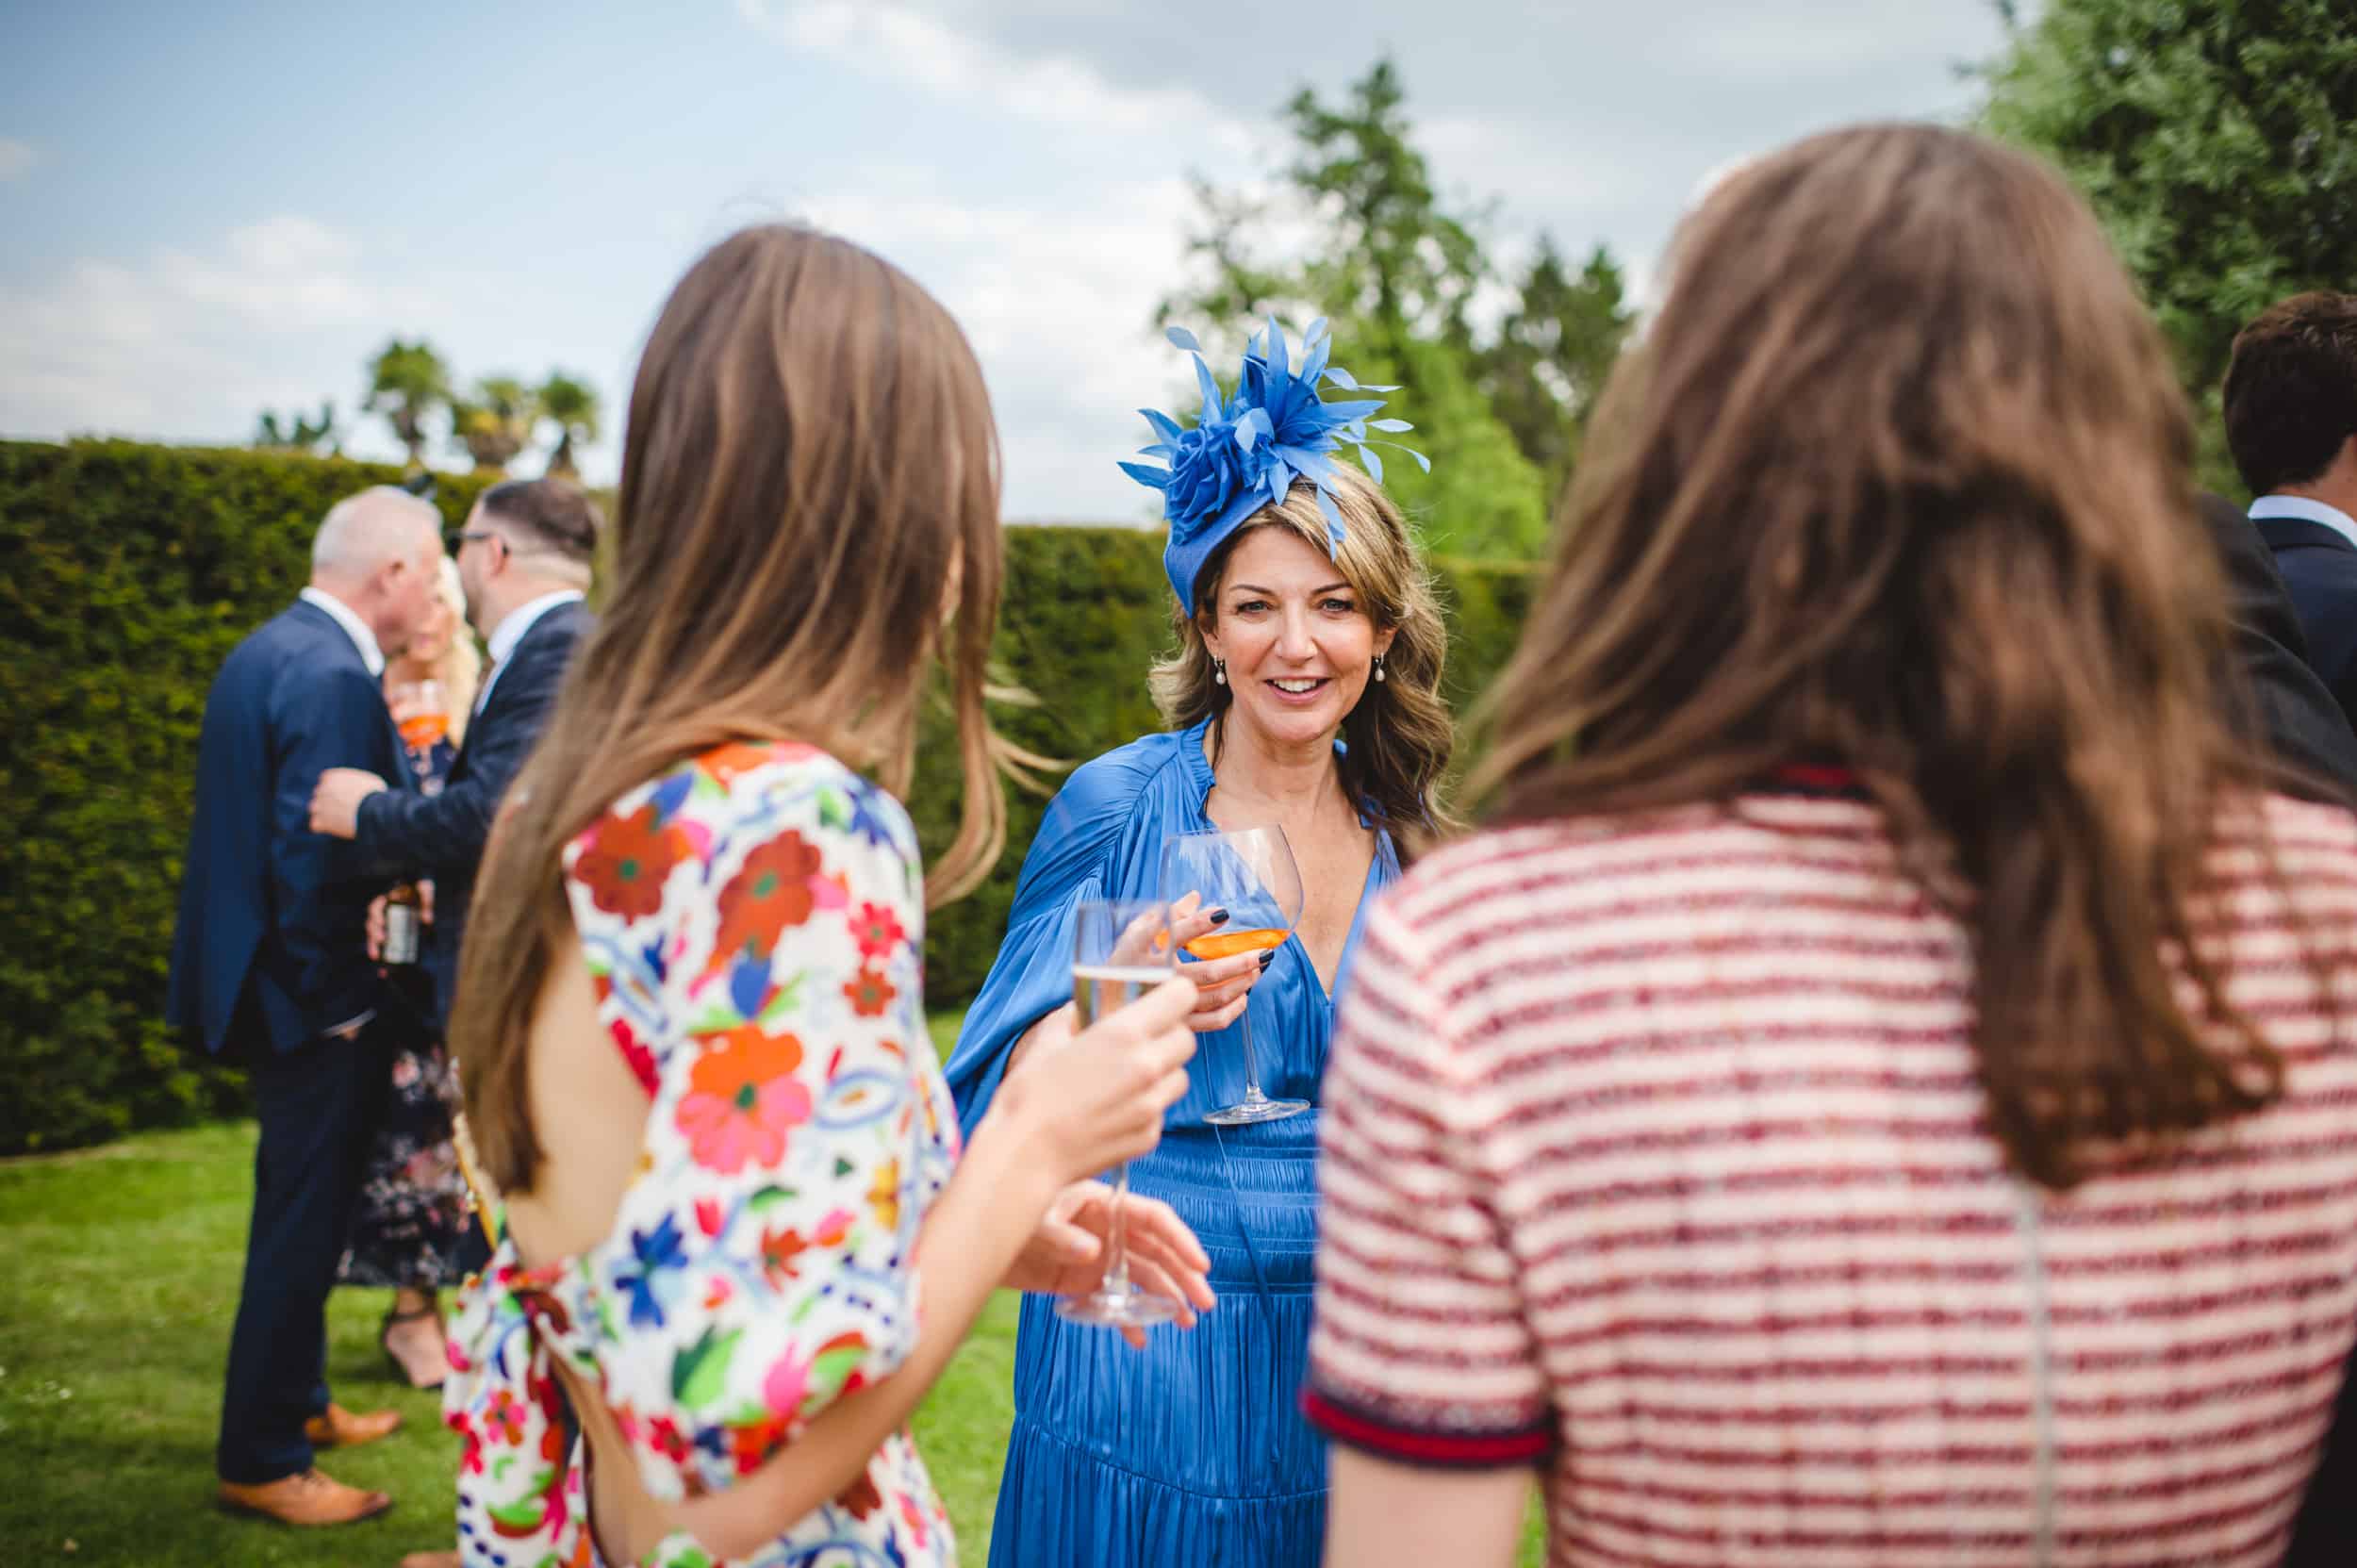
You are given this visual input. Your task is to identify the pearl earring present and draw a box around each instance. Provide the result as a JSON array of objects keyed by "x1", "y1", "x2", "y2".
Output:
[
  {"x1": 1213, "y1": 658, "x2": 1227, "y2": 686},
  {"x1": 1373, "y1": 653, "x2": 1387, "y2": 684}
]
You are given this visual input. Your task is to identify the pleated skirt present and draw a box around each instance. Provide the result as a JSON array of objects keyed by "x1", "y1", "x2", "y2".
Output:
[{"x1": 986, "y1": 1118, "x2": 1327, "y2": 1567}]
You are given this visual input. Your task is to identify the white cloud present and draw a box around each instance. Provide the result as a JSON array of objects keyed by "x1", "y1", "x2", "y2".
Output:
[
  {"x1": 733, "y1": 0, "x2": 1252, "y2": 156},
  {"x1": 800, "y1": 168, "x2": 1195, "y2": 521},
  {"x1": 0, "y1": 140, "x2": 35, "y2": 181},
  {"x1": 0, "y1": 217, "x2": 437, "y2": 454}
]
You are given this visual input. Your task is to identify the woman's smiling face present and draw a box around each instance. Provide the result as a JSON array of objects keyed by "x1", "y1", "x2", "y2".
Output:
[{"x1": 1202, "y1": 524, "x2": 1393, "y2": 750}]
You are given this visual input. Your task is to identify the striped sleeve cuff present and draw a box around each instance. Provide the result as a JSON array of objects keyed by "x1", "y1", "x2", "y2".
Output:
[{"x1": 1301, "y1": 1384, "x2": 1553, "y2": 1471}]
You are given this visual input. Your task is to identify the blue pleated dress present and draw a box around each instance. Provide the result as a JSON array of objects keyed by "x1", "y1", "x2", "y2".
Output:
[{"x1": 945, "y1": 718, "x2": 1396, "y2": 1568}]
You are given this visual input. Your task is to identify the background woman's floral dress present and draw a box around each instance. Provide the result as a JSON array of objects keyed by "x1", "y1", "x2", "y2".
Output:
[
  {"x1": 339, "y1": 730, "x2": 467, "y2": 1289},
  {"x1": 444, "y1": 741, "x2": 961, "y2": 1566}
]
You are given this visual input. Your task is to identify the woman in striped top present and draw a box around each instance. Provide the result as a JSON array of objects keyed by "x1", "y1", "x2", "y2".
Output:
[{"x1": 1307, "y1": 124, "x2": 2357, "y2": 1568}]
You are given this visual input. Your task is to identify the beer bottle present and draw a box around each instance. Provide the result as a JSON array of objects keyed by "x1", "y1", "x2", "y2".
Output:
[{"x1": 383, "y1": 882, "x2": 422, "y2": 966}]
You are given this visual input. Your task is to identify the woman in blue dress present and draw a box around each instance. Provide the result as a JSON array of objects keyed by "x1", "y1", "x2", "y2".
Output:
[{"x1": 947, "y1": 320, "x2": 1458, "y2": 1565}]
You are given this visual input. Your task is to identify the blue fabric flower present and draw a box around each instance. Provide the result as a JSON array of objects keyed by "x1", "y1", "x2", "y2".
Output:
[{"x1": 1121, "y1": 318, "x2": 1426, "y2": 608}]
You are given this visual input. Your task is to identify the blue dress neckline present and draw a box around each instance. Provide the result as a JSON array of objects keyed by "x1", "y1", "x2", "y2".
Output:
[{"x1": 1169, "y1": 717, "x2": 1393, "y2": 1004}]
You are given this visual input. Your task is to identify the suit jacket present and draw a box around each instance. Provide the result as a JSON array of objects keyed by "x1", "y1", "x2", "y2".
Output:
[
  {"x1": 2251, "y1": 505, "x2": 2357, "y2": 740},
  {"x1": 2206, "y1": 493, "x2": 2357, "y2": 1564},
  {"x1": 2203, "y1": 493, "x2": 2357, "y2": 804},
  {"x1": 165, "y1": 600, "x2": 412, "y2": 1055},
  {"x1": 350, "y1": 598, "x2": 589, "y2": 1022}
]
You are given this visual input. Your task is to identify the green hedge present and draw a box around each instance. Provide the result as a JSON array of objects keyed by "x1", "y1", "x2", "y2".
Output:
[{"x1": 0, "y1": 439, "x2": 1532, "y2": 1154}]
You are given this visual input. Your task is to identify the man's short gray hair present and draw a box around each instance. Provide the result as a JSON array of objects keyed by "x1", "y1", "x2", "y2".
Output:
[{"x1": 313, "y1": 486, "x2": 441, "y2": 576}]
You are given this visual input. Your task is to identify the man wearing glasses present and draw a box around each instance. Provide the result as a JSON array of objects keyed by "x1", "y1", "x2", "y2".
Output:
[{"x1": 308, "y1": 477, "x2": 599, "y2": 1038}]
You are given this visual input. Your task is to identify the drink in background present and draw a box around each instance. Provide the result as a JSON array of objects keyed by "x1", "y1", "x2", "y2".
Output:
[{"x1": 383, "y1": 883, "x2": 423, "y2": 966}]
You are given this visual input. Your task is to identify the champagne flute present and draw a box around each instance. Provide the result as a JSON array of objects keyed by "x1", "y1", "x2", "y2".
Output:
[
  {"x1": 1159, "y1": 826, "x2": 1310, "y2": 1125},
  {"x1": 1054, "y1": 898, "x2": 1186, "y2": 1329}
]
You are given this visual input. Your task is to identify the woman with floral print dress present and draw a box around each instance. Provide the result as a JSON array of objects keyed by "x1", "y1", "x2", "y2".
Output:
[
  {"x1": 342, "y1": 555, "x2": 480, "y2": 1392},
  {"x1": 439, "y1": 223, "x2": 1214, "y2": 1568}
]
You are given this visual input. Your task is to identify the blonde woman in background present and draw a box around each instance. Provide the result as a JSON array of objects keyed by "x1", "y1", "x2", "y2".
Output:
[{"x1": 337, "y1": 553, "x2": 479, "y2": 1389}]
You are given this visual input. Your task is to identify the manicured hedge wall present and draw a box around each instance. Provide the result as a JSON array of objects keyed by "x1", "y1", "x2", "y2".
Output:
[{"x1": 0, "y1": 438, "x2": 1534, "y2": 1154}]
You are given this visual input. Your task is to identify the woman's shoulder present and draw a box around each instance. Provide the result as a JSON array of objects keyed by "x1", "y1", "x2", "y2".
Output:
[
  {"x1": 1047, "y1": 727, "x2": 1201, "y2": 827},
  {"x1": 565, "y1": 741, "x2": 918, "y2": 907}
]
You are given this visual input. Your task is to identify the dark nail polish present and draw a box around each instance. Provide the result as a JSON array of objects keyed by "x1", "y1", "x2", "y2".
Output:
[
  {"x1": 1208, "y1": 908, "x2": 1230, "y2": 925},
  {"x1": 1258, "y1": 950, "x2": 1276, "y2": 969}
]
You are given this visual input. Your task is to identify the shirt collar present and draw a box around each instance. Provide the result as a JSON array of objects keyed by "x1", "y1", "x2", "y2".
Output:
[
  {"x1": 486, "y1": 589, "x2": 585, "y2": 668},
  {"x1": 298, "y1": 586, "x2": 386, "y2": 676},
  {"x1": 2250, "y1": 493, "x2": 2357, "y2": 553}
]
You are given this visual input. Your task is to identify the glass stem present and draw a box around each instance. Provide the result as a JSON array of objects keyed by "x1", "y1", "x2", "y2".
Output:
[
  {"x1": 1106, "y1": 1160, "x2": 1132, "y2": 1294},
  {"x1": 1238, "y1": 1001, "x2": 1263, "y2": 1102}
]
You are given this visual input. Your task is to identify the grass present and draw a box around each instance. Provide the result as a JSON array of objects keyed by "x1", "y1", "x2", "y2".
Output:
[{"x1": 0, "y1": 1012, "x2": 1541, "y2": 1565}]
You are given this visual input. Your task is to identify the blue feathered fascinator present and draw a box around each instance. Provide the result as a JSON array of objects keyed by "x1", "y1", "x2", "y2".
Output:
[{"x1": 1123, "y1": 317, "x2": 1426, "y2": 609}]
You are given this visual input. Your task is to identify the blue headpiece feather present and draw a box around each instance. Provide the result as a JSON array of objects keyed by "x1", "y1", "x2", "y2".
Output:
[{"x1": 1122, "y1": 317, "x2": 1426, "y2": 608}]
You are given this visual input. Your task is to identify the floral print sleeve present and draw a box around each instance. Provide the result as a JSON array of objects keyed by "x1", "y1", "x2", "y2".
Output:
[{"x1": 445, "y1": 740, "x2": 961, "y2": 1566}]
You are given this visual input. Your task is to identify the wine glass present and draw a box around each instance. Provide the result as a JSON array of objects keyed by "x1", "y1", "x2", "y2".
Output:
[
  {"x1": 1054, "y1": 897, "x2": 1186, "y2": 1329},
  {"x1": 391, "y1": 678, "x2": 449, "y2": 753},
  {"x1": 1158, "y1": 826, "x2": 1309, "y2": 1125}
]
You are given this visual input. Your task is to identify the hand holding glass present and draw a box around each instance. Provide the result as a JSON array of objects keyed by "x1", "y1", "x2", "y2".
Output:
[
  {"x1": 1055, "y1": 898, "x2": 1188, "y2": 1329},
  {"x1": 1159, "y1": 826, "x2": 1309, "y2": 1125}
]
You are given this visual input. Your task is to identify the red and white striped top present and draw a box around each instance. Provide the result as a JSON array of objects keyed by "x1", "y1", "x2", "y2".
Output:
[{"x1": 1307, "y1": 781, "x2": 2357, "y2": 1568}]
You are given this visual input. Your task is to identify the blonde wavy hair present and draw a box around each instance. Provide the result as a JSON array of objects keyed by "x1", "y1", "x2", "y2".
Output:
[
  {"x1": 1149, "y1": 464, "x2": 1458, "y2": 850},
  {"x1": 427, "y1": 555, "x2": 482, "y2": 745}
]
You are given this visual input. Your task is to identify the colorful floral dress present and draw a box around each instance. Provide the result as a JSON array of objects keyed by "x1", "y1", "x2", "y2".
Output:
[{"x1": 444, "y1": 741, "x2": 961, "y2": 1567}]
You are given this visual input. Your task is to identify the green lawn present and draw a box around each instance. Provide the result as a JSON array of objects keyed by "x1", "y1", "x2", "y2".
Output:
[{"x1": 0, "y1": 1015, "x2": 1542, "y2": 1565}]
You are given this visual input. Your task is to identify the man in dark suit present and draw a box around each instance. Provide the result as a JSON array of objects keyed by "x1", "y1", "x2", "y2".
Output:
[
  {"x1": 166, "y1": 485, "x2": 446, "y2": 1527},
  {"x1": 2222, "y1": 291, "x2": 2357, "y2": 728},
  {"x1": 307, "y1": 477, "x2": 598, "y2": 1020},
  {"x1": 305, "y1": 476, "x2": 599, "y2": 1568},
  {"x1": 2222, "y1": 304, "x2": 2357, "y2": 1568},
  {"x1": 2200, "y1": 490, "x2": 2357, "y2": 803}
]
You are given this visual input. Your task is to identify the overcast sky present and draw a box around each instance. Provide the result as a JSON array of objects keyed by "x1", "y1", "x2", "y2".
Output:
[{"x1": 1, "y1": 1, "x2": 2011, "y2": 521}]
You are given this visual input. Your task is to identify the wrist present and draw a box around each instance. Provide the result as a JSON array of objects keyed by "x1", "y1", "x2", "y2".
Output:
[{"x1": 961, "y1": 1101, "x2": 1066, "y2": 1224}]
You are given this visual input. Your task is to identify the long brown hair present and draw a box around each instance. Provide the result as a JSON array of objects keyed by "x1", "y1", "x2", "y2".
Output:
[
  {"x1": 1473, "y1": 124, "x2": 2312, "y2": 1190},
  {"x1": 1150, "y1": 465, "x2": 1459, "y2": 849},
  {"x1": 456, "y1": 225, "x2": 1011, "y2": 1192}
]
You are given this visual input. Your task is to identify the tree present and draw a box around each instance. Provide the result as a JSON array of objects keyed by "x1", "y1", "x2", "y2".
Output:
[
  {"x1": 536, "y1": 371, "x2": 602, "y2": 478},
  {"x1": 1478, "y1": 239, "x2": 1634, "y2": 499},
  {"x1": 253, "y1": 401, "x2": 338, "y2": 455},
  {"x1": 1161, "y1": 58, "x2": 1552, "y2": 559},
  {"x1": 363, "y1": 339, "x2": 451, "y2": 470},
  {"x1": 450, "y1": 375, "x2": 538, "y2": 474},
  {"x1": 1979, "y1": 0, "x2": 2357, "y2": 486}
]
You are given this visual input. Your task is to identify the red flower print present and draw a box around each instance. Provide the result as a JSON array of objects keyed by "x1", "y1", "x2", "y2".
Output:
[
  {"x1": 694, "y1": 1197, "x2": 726, "y2": 1237},
  {"x1": 574, "y1": 802, "x2": 685, "y2": 919},
  {"x1": 728, "y1": 1415, "x2": 791, "y2": 1477},
  {"x1": 710, "y1": 831, "x2": 826, "y2": 970},
  {"x1": 485, "y1": 1388, "x2": 529, "y2": 1445},
  {"x1": 834, "y1": 1468, "x2": 883, "y2": 1520},
  {"x1": 850, "y1": 900, "x2": 906, "y2": 963},
  {"x1": 759, "y1": 1226, "x2": 811, "y2": 1288},
  {"x1": 676, "y1": 1026, "x2": 815, "y2": 1174},
  {"x1": 646, "y1": 1413, "x2": 693, "y2": 1469},
  {"x1": 845, "y1": 966, "x2": 898, "y2": 1018}
]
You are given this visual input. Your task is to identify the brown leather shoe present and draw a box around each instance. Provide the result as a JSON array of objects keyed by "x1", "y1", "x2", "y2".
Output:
[
  {"x1": 399, "y1": 1553, "x2": 461, "y2": 1568},
  {"x1": 304, "y1": 1402, "x2": 404, "y2": 1448},
  {"x1": 217, "y1": 1467, "x2": 393, "y2": 1526}
]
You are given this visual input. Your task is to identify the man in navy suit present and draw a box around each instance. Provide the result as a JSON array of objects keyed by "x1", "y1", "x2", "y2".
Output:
[
  {"x1": 309, "y1": 477, "x2": 599, "y2": 1026},
  {"x1": 2224, "y1": 291, "x2": 2357, "y2": 728},
  {"x1": 167, "y1": 485, "x2": 446, "y2": 1526}
]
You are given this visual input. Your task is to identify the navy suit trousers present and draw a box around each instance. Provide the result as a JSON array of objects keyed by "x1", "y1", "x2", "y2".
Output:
[{"x1": 214, "y1": 1016, "x2": 394, "y2": 1483}]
